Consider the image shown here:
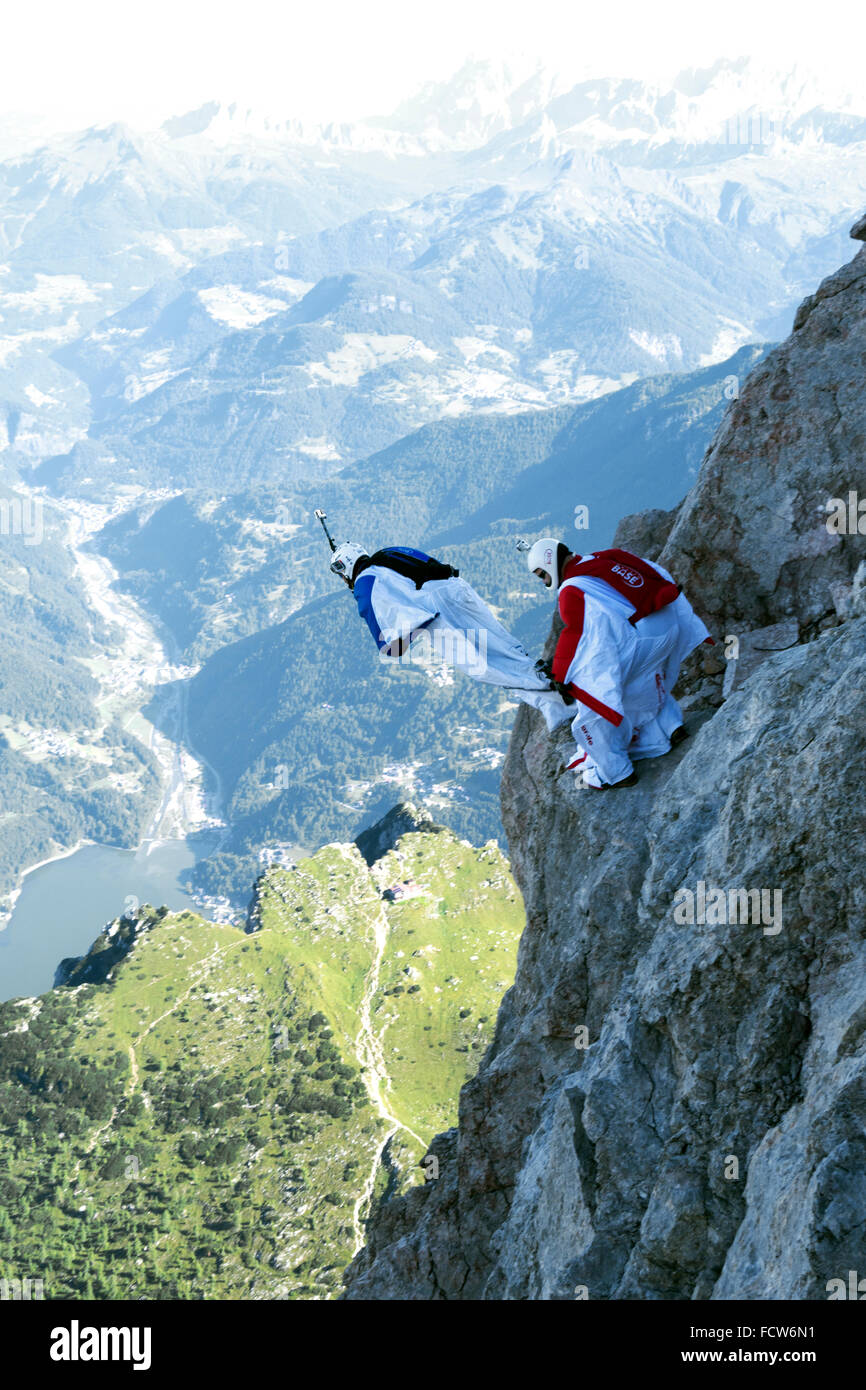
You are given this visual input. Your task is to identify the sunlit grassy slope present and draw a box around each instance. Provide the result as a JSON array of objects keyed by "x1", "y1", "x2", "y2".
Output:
[{"x1": 0, "y1": 827, "x2": 522, "y2": 1299}]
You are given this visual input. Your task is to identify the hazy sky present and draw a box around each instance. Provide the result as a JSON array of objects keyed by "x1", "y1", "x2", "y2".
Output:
[{"x1": 3, "y1": 0, "x2": 864, "y2": 131}]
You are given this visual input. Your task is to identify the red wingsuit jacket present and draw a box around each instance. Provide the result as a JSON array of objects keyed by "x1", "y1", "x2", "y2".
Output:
[{"x1": 551, "y1": 549, "x2": 681, "y2": 724}]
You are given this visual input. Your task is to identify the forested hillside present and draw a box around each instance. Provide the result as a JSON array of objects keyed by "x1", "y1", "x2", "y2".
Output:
[{"x1": 0, "y1": 821, "x2": 521, "y2": 1298}]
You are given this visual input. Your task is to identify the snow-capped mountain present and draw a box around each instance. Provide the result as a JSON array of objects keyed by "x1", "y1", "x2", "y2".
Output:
[
  {"x1": 2, "y1": 55, "x2": 865, "y2": 479},
  {"x1": 156, "y1": 56, "x2": 866, "y2": 159}
]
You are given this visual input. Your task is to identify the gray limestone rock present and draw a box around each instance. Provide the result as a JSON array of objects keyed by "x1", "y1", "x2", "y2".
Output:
[
  {"x1": 612, "y1": 504, "x2": 680, "y2": 562},
  {"x1": 721, "y1": 619, "x2": 800, "y2": 697}
]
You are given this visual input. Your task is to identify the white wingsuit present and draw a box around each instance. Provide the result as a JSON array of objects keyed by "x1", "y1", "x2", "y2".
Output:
[
  {"x1": 553, "y1": 554, "x2": 711, "y2": 786},
  {"x1": 350, "y1": 547, "x2": 572, "y2": 732}
]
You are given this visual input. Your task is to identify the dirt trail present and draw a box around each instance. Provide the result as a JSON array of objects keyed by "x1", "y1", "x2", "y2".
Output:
[{"x1": 351, "y1": 901, "x2": 425, "y2": 1255}]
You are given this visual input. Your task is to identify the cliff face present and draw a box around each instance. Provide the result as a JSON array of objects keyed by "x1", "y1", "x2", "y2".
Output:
[
  {"x1": 342, "y1": 220, "x2": 866, "y2": 1300},
  {"x1": 663, "y1": 220, "x2": 866, "y2": 641}
]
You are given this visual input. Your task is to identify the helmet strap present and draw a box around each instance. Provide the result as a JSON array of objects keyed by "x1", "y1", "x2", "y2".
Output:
[
  {"x1": 556, "y1": 542, "x2": 571, "y2": 587},
  {"x1": 351, "y1": 554, "x2": 372, "y2": 585}
]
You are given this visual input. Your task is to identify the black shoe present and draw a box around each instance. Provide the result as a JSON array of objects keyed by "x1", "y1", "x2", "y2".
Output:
[
  {"x1": 585, "y1": 768, "x2": 639, "y2": 790},
  {"x1": 670, "y1": 725, "x2": 689, "y2": 747},
  {"x1": 615, "y1": 769, "x2": 640, "y2": 787}
]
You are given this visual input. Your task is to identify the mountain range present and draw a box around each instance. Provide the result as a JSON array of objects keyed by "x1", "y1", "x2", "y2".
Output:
[{"x1": 1, "y1": 55, "x2": 865, "y2": 916}]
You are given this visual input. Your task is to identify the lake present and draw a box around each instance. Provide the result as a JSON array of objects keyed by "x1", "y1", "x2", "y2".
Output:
[{"x1": 0, "y1": 838, "x2": 216, "y2": 1003}]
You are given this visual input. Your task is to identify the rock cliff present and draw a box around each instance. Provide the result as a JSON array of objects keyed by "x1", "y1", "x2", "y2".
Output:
[{"x1": 342, "y1": 219, "x2": 866, "y2": 1300}]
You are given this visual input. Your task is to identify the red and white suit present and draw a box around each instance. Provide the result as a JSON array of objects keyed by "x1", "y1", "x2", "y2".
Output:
[{"x1": 552, "y1": 549, "x2": 712, "y2": 786}]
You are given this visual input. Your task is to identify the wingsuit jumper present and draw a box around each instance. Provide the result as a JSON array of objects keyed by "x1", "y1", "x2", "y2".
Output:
[
  {"x1": 329, "y1": 540, "x2": 573, "y2": 731},
  {"x1": 526, "y1": 538, "x2": 713, "y2": 789}
]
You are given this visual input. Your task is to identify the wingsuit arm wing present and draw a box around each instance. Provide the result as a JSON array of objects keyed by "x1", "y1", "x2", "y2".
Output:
[{"x1": 354, "y1": 569, "x2": 439, "y2": 658}]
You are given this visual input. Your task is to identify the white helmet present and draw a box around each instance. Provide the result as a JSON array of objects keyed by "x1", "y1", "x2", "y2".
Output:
[
  {"x1": 527, "y1": 536, "x2": 567, "y2": 589},
  {"x1": 330, "y1": 541, "x2": 368, "y2": 584}
]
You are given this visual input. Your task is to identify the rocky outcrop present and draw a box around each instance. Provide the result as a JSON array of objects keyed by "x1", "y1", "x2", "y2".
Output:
[
  {"x1": 342, "y1": 222, "x2": 866, "y2": 1300},
  {"x1": 354, "y1": 800, "x2": 443, "y2": 866},
  {"x1": 720, "y1": 618, "x2": 799, "y2": 696},
  {"x1": 612, "y1": 504, "x2": 680, "y2": 561},
  {"x1": 244, "y1": 801, "x2": 447, "y2": 931},
  {"x1": 662, "y1": 223, "x2": 866, "y2": 641},
  {"x1": 55, "y1": 909, "x2": 163, "y2": 986}
]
